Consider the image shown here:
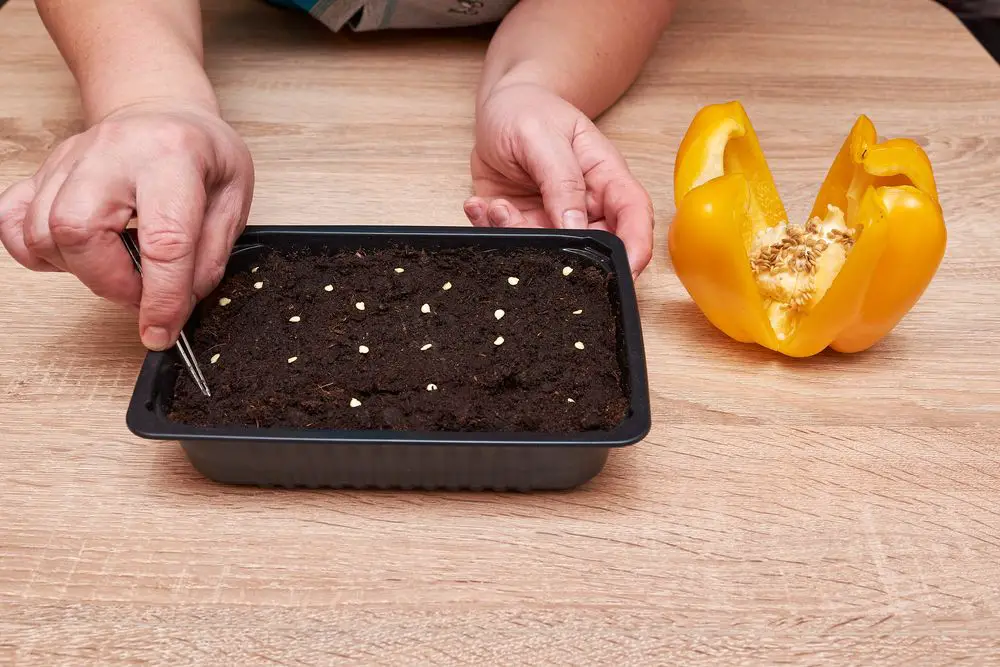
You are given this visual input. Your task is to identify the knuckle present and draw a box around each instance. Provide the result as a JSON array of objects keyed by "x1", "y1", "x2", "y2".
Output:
[
  {"x1": 141, "y1": 220, "x2": 195, "y2": 264},
  {"x1": 142, "y1": 284, "x2": 189, "y2": 320},
  {"x1": 0, "y1": 182, "x2": 32, "y2": 224},
  {"x1": 21, "y1": 223, "x2": 48, "y2": 252},
  {"x1": 48, "y1": 206, "x2": 93, "y2": 247},
  {"x1": 553, "y1": 176, "x2": 586, "y2": 195}
]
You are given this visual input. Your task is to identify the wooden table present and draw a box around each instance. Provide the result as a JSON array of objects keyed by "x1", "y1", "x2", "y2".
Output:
[{"x1": 2, "y1": 0, "x2": 999, "y2": 663}]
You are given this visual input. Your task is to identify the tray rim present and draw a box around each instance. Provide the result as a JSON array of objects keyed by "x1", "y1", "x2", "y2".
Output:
[{"x1": 125, "y1": 224, "x2": 652, "y2": 448}]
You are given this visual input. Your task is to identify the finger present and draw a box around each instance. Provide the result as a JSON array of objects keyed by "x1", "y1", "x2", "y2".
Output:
[
  {"x1": 192, "y1": 181, "x2": 249, "y2": 301},
  {"x1": 575, "y1": 129, "x2": 655, "y2": 276},
  {"x1": 587, "y1": 220, "x2": 613, "y2": 234},
  {"x1": 135, "y1": 160, "x2": 207, "y2": 350},
  {"x1": 520, "y1": 129, "x2": 589, "y2": 230},
  {"x1": 0, "y1": 179, "x2": 59, "y2": 271},
  {"x1": 586, "y1": 190, "x2": 603, "y2": 222},
  {"x1": 602, "y1": 176, "x2": 655, "y2": 277},
  {"x1": 487, "y1": 199, "x2": 531, "y2": 228},
  {"x1": 23, "y1": 170, "x2": 72, "y2": 270},
  {"x1": 49, "y1": 159, "x2": 141, "y2": 306},
  {"x1": 463, "y1": 196, "x2": 489, "y2": 227}
]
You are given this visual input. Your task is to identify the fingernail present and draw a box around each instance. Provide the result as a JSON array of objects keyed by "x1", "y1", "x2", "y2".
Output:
[
  {"x1": 142, "y1": 326, "x2": 173, "y2": 351},
  {"x1": 464, "y1": 201, "x2": 484, "y2": 223},
  {"x1": 489, "y1": 205, "x2": 509, "y2": 226},
  {"x1": 562, "y1": 210, "x2": 588, "y2": 230}
]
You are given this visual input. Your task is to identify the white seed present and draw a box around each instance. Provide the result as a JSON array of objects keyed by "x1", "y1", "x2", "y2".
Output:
[
  {"x1": 289, "y1": 315, "x2": 301, "y2": 323},
  {"x1": 442, "y1": 282, "x2": 452, "y2": 291},
  {"x1": 253, "y1": 281, "x2": 264, "y2": 289},
  {"x1": 358, "y1": 345, "x2": 369, "y2": 354},
  {"x1": 573, "y1": 309, "x2": 583, "y2": 315},
  {"x1": 350, "y1": 398, "x2": 362, "y2": 408},
  {"x1": 494, "y1": 336, "x2": 505, "y2": 346},
  {"x1": 210, "y1": 353, "x2": 220, "y2": 364},
  {"x1": 494, "y1": 309, "x2": 505, "y2": 320},
  {"x1": 420, "y1": 303, "x2": 431, "y2": 314},
  {"x1": 574, "y1": 341, "x2": 585, "y2": 350},
  {"x1": 421, "y1": 343, "x2": 433, "y2": 351},
  {"x1": 355, "y1": 301, "x2": 365, "y2": 311},
  {"x1": 218, "y1": 297, "x2": 232, "y2": 307},
  {"x1": 562, "y1": 266, "x2": 574, "y2": 276},
  {"x1": 287, "y1": 356, "x2": 298, "y2": 363},
  {"x1": 426, "y1": 383, "x2": 438, "y2": 392},
  {"x1": 394, "y1": 267, "x2": 405, "y2": 274},
  {"x1": 507, "y1": 277, "x2": 519, "y2": 286},
  {"x1": 251, "y1": 266, "x2": 259, "y2": 273},
  {"x1": 324, "y1": 284, "x2": 334, "y2": 292},
  {"x1": 567, "y1": 398, "x2": 576, "y2": 403}
]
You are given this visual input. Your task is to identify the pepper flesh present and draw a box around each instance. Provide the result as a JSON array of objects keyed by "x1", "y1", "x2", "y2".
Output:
[{"x1": 668, "y1": 101, "x2": 946, "y2": 357}]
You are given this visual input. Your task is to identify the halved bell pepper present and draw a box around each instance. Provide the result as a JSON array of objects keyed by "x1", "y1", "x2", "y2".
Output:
[{"x1": 668, "y1": 101, "x2": 946, "y2": 357}]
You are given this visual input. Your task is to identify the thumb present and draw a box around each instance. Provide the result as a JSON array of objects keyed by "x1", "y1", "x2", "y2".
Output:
[{"x1": 521, "y1": 132, "x2": 589, "y2": 230}]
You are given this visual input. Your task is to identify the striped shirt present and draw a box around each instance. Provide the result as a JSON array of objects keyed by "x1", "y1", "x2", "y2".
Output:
[{"x1": 266, "y1": 0, "x2": 519, "y2": 31}]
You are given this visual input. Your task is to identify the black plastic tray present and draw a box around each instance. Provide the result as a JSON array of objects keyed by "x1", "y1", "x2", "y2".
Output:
[{"x1": 126, "y1": 226, "x2": 651, "y2": 490}]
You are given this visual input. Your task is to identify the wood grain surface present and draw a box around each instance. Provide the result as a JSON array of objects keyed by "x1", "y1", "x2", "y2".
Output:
[{"x1": 2, "y1": 0, "x2": 1000, "y2": 664}]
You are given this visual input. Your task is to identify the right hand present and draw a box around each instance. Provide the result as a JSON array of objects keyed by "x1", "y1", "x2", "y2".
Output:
[{"x1": 0, "y1": 101, "x2": 254, "y2": 350}]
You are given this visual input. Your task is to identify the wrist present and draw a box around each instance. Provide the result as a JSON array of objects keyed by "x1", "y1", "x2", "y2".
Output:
[
  {"x1": 477, "y1": 63, "x2": 552, "y2": 113},
  {"x1": 82, "y1": 81, "x2": 219, "y2": 127},
  {"x1": 78, "y1": 56, "x2": 218, "y2": 125}
]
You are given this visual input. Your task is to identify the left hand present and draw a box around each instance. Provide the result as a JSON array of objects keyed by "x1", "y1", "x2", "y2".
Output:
[{"x1": 464, "y1": 82, "x2": 654, "y2": 277}]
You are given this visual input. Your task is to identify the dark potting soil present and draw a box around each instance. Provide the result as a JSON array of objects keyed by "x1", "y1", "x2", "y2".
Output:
[{"x1": 168, "y1": 246, "x2": 629, "y2": 432}]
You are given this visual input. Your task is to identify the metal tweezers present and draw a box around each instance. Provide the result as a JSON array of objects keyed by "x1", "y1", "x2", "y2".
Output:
[{"x1": 120, "y1": 231, "x2": 212, "y2": 397}]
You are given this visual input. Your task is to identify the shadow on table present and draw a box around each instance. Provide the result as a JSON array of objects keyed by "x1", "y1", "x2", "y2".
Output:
[
  {"x1": 663, "y1": 298, "x2": 886, "y2": 371},
  {"x1": 147, "y1": 430, "x2": 641, "y2": 505}
]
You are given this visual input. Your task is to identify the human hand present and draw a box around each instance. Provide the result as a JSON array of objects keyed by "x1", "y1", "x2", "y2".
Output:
[
  {"x1": 0, "y1": 101, "x2": 254, "y2": 350},
  {"x1": 463, "y1": 82, "x2": 654, "y2": 277}
]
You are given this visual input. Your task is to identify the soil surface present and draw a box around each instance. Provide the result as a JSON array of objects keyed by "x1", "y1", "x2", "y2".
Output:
[{"x1": 168, "y1": 245, "x2": 629, "y2": 432}]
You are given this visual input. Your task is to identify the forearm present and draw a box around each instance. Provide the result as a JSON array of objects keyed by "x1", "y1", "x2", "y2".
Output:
[
  {"x1": 36, "y1": 0, "x2": 217, "y2": 124},
  {"x1": 478, "y1": 0, "x2": 675, "y2": 118}
]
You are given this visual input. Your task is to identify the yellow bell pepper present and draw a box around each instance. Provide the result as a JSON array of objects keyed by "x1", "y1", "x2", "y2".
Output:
[{"x1": 668, "y1": 101, "x2": 946, "y2": 357}]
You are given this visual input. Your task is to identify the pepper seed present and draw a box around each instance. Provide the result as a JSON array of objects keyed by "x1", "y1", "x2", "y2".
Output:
[
  {"x1": 287, "y1": 356, "x2": 298, "y2": 363},
  {"x1": 572, "y1": 309, "x2": 583, "y2": 315},
  {"x1": 421, "y1": 343, "x2": 433, "y2": 351},
  {"x1": 218, "y1": 297, "x2": 231, "y2": 307},
  {"x1": 253, "y1": 281, "x2": 264, "y2": 289},
  {"x1": 421, "y1": 303, "x2": 431, "y2": 314},
  {"x1": 562, "y1": 266, "x2": 574, "y2": 276},
  {"x1": 251, "y1": 266, "x2": 259, "y2": 273},
  {"x1": 574, "y1": 341, "x2": 585, "y2": 350},
  {"x1": 324, "y1": 284, "x2": 334, "y2": 292},
  {"x1": 359, "y1": 345, "x2": 369, "y2": 354},
  {"x1": 494, "y1": 336, "x2": 505, "y2": 346},
  {"x1": 494, "y1": 309, "x2": 505, "y2": 320},
  {"x1": 350, "y1": 398, "x2": 362, "y2": 408},
  {"x1": 567, "y1": 398, "x2": 576, "y2": 403},
  {"x1": 289, "y1": 315, "x2": 301, "y2": 323},
  {"x1": 355, "y1": 301, "x2": 365, "y2": 311},
  {"x1": 426, "y1": 384, "x2": 438, "y2": 392},
  {"x1": 442, "y1": 282, "x2": 453, "y2": 291},
  {"x1": 507, "y1": 277, "x2": 519, "y2": 286},
  {"x1": 394, "y1": 267, "x2": 405, "y2": 273},
  {"x1": 210, "y1": 353, "x2": 220, "y2": 364}
]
